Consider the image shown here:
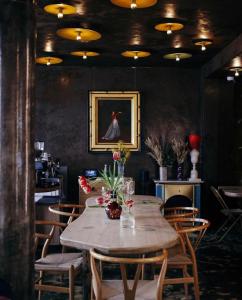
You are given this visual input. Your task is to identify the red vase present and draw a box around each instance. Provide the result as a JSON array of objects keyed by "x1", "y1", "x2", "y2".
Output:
[
  {"x1": 105, "y1": 201, "x2": 122, "y2": 219},
  {"x1": 189, "y1": 134, "x2": 201, "y2": 150}
]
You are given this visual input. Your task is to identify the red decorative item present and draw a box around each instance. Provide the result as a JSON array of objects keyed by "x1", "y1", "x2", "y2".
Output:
[
  {"x1": 189, "y1": 134, "x2": 201, "y2": 150},
  {"x1": 113, "y1": 151, "x2": 121, "y2": 161},
  {"x1": 105, "y1": 201, "x2": 122, "y2": 219}
]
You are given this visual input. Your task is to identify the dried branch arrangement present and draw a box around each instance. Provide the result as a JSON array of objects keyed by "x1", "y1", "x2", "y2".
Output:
[
  {"x1": 171, "y1": 138, "x2": 188, "y2": 164},
  {"x1": 145, "y1": 136, "x2": 163, "y2": 167}
]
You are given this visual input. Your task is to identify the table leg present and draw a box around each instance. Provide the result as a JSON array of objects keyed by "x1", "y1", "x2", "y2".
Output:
[{"x1": 82, "y1": 250, "x2": 91, "y2": 300}]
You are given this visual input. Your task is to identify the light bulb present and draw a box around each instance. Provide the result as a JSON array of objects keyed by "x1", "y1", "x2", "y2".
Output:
[
  {"x1": 235, "y1": 69, "x2": 240, "y2": 77},
  {"x1": 83, "y1": 52, "x2": 87, "y2": 60},
  {"x1": 130, "y1": 0, "x2": 137, "y2": 9},
  {"x1": 167, "y1": 25, "x2": 172, "y2": 35},
  {"x1": 46, "y1": 59, "x2": 51, "y2": 66},
  {"x1": 201, "y1": 44, "x2": 206, "y2": 51},
  {"x1": 134, "y1": 52, "x2": 138, "y2": 60},
  {"x1": 175, "y1": 54, "x2": 180, "y2": 62},
  {"x1": 76, "y1": 31, "x2": 81, "y2": 41},
  {"x1": 57, "y1": 7, "x2": 64, "y2": 19}
]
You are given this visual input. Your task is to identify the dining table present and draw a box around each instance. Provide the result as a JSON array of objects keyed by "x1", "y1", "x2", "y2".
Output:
[{"x1": 60, "y1": 194, "x2": 179, "y2": 299}]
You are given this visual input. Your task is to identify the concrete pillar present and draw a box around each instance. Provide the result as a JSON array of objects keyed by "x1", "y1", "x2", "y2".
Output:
[{"x1": 0, "y1": 0, "x2": 35, "y2": 299}]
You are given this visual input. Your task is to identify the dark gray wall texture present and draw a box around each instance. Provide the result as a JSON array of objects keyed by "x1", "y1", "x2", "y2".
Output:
[{"x1": 35, "y1": 66, "x2": 201, "y2": 201}]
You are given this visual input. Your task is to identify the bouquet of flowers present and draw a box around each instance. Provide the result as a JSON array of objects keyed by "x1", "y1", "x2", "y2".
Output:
[
  {"x1": 79, "y1": 176, "x2": 92, "y2": 194},
  {"x1": 112, "y1": 140, "x2": 130, "y2": 165}
]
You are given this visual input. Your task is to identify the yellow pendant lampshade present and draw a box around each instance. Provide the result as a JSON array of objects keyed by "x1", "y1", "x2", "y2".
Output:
[
  {"x1": 35, "y1": 56, "x2": 63, "y2": 66},
  {"x1": 154, "y1": 22, "x2": 184, "y2": 35},
  {"x1": 229, "y1": 67, "x2": 242, "y2": 77},
  {"x1": 44, "y1": 3, "x2": 76, "y2": 19},
  {"x1": 121, "y1": 50, "x2": 151, "y2": 59},
  {"x1": 163, "y1": 52, "x2": 192, "y2": 61},
  {"x1": 193, "y1": 38, "x2": 213, "y2": 51},
  {"x1": 111, "y1": 0, "x2": 157, "y2": 9},
  {"x1": 56, "y1": 28, "x2": 101, "y2": 42},
  {"x1": 70, "y1": 51, "x2": 100, "y2": 59}
]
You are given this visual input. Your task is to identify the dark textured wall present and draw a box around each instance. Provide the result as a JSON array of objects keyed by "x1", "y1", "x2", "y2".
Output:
[{"x1": 35, "y1": 66, "x2": 200, "y2": 202}]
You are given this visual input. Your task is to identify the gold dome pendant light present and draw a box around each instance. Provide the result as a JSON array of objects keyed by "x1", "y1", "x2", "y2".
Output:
[
  {"x1": 44, "y1": 4, "x2": 76, "y2": 19},
  {"x1": 56, "y1": 28, "x2": 101, "y2": 42},
  {"x1": 36, "y1": 56, "x2": 63, "y2": 66},
  {"x1": 193, "y1": 38, "x2": 213, "y2": 51},
  {"x1": 121, "y1": 50, "x2": 151, "y2": 59},
  {"x1": 111, "y1": 0, "x2": 157, "y2": 9},
  {"x1": 163, "y1": 52, "x2": 192, "y2": 61},
  {"x1": 154, "y1": 22, "x2": 184, "y2": 35},
  {"x1": 229, "y1": 67, "x2": 242, "y2": 77},
  {"x1": 71, "y1": 51, "x2": 100, "y2": 60}
]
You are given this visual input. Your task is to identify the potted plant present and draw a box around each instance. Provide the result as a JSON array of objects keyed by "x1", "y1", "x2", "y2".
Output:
[{"x1": 145, "y1": 135, "x2": 170, "y2": 181}]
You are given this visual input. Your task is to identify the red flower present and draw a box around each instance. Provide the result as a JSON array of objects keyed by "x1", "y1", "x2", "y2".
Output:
[
  {"x1": 113, "y1": 151, "x2": 121, "y2": 161},
  {"x1": 124, "y1": 199, "x2": 134, "y2": 208},
  {"x1": 79, "y1": 176, "x2": 91, "y2": 194},
  {"x1": 96, "y1": 197, "x2": 104, "y2": 206}
]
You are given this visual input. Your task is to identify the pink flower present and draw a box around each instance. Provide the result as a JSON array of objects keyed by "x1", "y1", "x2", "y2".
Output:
[
  {"x1": 96, "y1": 197, "x2": 104, "y2": 206},
  {"x1": 124, "y1": 199, "x2": 134, "y2": 208},
  {"x1": 113, "y1": 151, "x2": 121, "y2": 161},
  {"x1": 79, "y1": 176, "x2": 91, "y2": 194}
]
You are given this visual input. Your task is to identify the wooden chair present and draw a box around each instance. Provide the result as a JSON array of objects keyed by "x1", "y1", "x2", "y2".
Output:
[
  {"x1": 210, "y1": 186, "x2": 242, "y2": 242},
  {"x1": 163, "y1": 218, "x2": 210, "y2": 300},
  {"x1": 49, "y1": 203, "x2": 85, "y2": 225},
  {"x1": 90, "y1": 248, "x2": 168, "y2": 300},
  {"x1": 164, "y1": 207, "x2": 200, "y2": 220},
  {"x1": 34, "y1": 220, "x2": 83, "y2": 300}
]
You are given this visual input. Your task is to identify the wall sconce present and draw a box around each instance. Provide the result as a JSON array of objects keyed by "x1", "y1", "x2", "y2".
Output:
[
  {"x1": 44, "y1": 4, "x2": 76, "y2": 19},
  {"x1": 229, "y1": 67, "x2": 242, "y2": 77}
]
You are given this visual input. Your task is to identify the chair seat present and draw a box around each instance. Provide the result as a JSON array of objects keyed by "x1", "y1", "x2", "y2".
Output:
[
  {"x1": 35, "y1": 253, "x2": 83, "y2": 271},
  {"x1": 100, "y1": 279, "x2": 160, "y2": 300},
  {"x1": 168, "y1": 254, "x2": 192, "y2": 265}
]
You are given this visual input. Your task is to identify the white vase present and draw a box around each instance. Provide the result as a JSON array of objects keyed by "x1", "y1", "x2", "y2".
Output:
[{"x1": 159, "y1": 166, "x2": 167, "y2": 181}]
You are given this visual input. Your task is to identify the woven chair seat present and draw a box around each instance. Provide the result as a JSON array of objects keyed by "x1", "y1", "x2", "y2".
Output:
[{"x1": 35, "y1": 253, "x2": 83, "y2": 271}]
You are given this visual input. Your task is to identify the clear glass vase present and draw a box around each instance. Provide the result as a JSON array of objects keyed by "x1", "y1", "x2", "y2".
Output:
[
  {"x1": 120, "y1": 205, "x2": 135, "y2": 228},
  {"x1": 117, "y1": 162, "x2": 125, "y2": 177}
]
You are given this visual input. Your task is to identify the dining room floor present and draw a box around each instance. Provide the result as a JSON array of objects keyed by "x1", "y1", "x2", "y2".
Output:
[{"x1": 38, "y1": 230, "x2": 242, "y2": 300}]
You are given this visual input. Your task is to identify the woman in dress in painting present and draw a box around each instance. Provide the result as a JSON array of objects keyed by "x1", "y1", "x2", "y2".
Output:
[{"x1": 102, "y1": 111, "x2": 122, "y2": 140}]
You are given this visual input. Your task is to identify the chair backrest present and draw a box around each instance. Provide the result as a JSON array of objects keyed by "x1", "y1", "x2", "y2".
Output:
[
  {"x1": 35, "y1": 220, "x2": 66, "y2": 258},
  {"x1": 164, "y1": 207, "x2": 199, "y2": 220},
  {"x1": 90, "y1": 248, "x2": 168, "y2": 300},
  {"x1": 210, "y1": 186, "x2": 229, "y2": 210},
  {"x1": 169, "y1": 217, "x2": 210, "y2": 253},
  {"x1": 48, "y1": 203, "x2": 85, "y2": 225}
]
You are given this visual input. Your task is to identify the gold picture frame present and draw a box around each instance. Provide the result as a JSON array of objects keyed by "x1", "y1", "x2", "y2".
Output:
[{"x1": 89, "y1": 91, "x2": 140, "y2": 152}]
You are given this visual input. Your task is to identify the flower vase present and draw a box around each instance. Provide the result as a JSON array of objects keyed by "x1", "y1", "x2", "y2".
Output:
[
  {"x1": 105, "y1": 201, "x2": 122, "y2": 219},
  {"x1": 120, "y1": 205, "x2": 135, "y2": 228},
  {"x1": 117, "y1": 162, "x2": 125, "y2": 177},
  {"x1": 159, "y1": 166, "x2": 167, "y2": 181},
  {"x1": 177, "y1": 164, "x2": 183, "y2": 181}
]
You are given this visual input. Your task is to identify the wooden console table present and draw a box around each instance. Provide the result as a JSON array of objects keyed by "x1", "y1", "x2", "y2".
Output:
[{"x1": 154, "y1": 180, "x2": 203, "y2": 211}]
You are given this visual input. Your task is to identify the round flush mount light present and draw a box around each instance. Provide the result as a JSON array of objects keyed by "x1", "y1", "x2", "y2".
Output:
[
  {"x1": 229, "y1": 67, "x2": 242, "y2": 77},
  {"x1": 193, "y1": 38, "x2": 213, "y2": 51},
  {"x1": 44, "y1": 3, "x2": 76, "y2": 19},
  {"x1": 121, "y1": 50, "x2": 151, "y2": 59},
  {"x1": 110, "y1": 0, "x2": 157, "y2": 9},
  {"x1": 56, "y1": 28, "x2": 101, "y2": 42},
  {"x1": 163, "y1": 52, "x2": 192, "y2": 61},
  {"x1": 71, "y1": 51, "x2": 100, "y2": 60},
  {"x1": 154, "y1": 22, "x2": 184, "y2": 35},
  {"x1": 35, "y1": 56, "x2": 63, "y2": 66}
]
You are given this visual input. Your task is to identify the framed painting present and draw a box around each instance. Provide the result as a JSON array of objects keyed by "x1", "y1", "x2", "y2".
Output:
[{"x1": 89, "y1": 91, "x2": 140, "y2": 152}]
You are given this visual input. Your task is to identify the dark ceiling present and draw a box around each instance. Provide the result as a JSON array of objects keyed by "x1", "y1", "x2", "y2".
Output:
[{"x1": 35, "y1": 0, "x2": 242, "y2": 68}]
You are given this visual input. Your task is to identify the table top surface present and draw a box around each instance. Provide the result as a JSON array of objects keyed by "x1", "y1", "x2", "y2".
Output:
[
  {"x1": 60, "y1": 195, "x2": 178, "y2": 254},
  {"x1": 219, "y1": 186, "x2": 242, "y2": 198}
]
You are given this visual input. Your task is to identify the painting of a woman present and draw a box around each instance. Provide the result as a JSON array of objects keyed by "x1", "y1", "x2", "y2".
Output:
[{"x1": 102, "y1": 111, "x2": 122, "y2": 140}]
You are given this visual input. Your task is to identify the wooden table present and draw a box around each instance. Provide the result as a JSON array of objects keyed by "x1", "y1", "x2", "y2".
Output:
[
  {"x1": 219, "y1": 186, "x2": 242, "y2": 198},
  {"x1": 60, "y1": 194, "x2": 178, "y2": 299}
]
